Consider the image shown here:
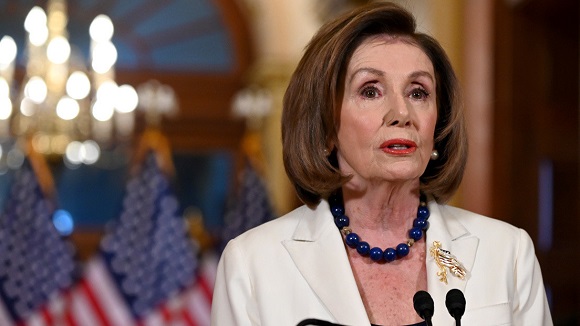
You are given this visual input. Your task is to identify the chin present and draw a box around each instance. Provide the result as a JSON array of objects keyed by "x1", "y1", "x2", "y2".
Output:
[{"x1": 381, "y1": 170, "x2": 423, "y2": 182}]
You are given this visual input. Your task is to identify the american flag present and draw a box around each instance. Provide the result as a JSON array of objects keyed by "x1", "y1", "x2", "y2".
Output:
[
  {"x1": 66, "y1": 151, "x2": 211, "y2": 325},
  {"x1": 220, "y1": 160, "x2": 275, "y2": 251},
  {"x1": 0, "y1": 159, "x2": 76, "y2": 325}
]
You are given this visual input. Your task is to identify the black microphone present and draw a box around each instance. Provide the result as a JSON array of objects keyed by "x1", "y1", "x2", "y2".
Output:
[
  {"x1": 296, "y1": 319, "x2": 346, "y2": 326},
  {"x1": 413, "y1": 290, "x2": 434, "y2": 326},
  {"x1": 445, "y1": 288, "x2": 466, "y2": 326}
]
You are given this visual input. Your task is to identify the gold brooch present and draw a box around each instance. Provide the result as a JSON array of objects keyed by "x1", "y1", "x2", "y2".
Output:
[{"x1": 429, "y1": 241, "x2": 467, "y2": 284}]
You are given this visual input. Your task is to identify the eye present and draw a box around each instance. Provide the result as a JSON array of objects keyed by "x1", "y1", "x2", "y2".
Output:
[
  {"x1": 360, "y1": 85, "x2": 381, "y2": 99},
  {"x1": 409, "y1": 87, "x2": 430, "y2": 100}
]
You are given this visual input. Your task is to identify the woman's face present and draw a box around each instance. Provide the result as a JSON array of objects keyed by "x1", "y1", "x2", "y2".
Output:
[{"x1": 336, "y1": 35, "x2": 437, "y2": 188}]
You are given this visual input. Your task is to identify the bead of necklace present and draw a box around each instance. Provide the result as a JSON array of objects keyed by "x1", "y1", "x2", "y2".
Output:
[{"x1": 329, "y1": 192, "x2": 430, "y2": 263}]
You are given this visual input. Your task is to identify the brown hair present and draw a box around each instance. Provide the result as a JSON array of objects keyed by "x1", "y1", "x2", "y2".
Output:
[{"x1": 282, "y1": 1, "x2": 467, "y2": 206}]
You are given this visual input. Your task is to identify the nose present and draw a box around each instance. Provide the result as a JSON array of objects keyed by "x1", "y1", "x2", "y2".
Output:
[{"x1": 383, "y1": 95, "x2": 411, "y2": 127}]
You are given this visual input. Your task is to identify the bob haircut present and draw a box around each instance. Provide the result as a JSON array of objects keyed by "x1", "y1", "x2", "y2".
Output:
[{"x1": 282, "y1": 1, "x2": 467, "y2": 206}]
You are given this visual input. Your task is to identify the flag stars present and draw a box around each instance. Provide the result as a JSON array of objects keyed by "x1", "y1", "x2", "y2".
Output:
[
  {"x1": 0, "y1": 160, "x2": 75, "y2": 321},
  {"x1": 98, "y1": 153, "x2": 198, "y2": 318}
]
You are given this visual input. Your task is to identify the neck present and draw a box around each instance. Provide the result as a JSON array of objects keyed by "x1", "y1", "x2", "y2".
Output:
[{"x1": 341, "y1": 183, "x2": 421, "y2": 231}]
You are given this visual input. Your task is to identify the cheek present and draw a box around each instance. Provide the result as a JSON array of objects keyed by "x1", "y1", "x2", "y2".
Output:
[
  {"x1": 427, "y1": 122, "x2": 437, "y2": 144},
  {"x1": 338, "y1": 115, "x2": 378, "y2": 151},
  {"x1": 423, "y1": 112, "x2": 438, "y2": 143},
  {"x1": 339, "y1": 105, "x2": 382, "y2": 138}
]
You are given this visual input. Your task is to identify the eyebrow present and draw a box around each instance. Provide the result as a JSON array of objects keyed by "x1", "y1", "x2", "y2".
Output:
[
  {"x1": 349, "y1": 67, "x2": 384, "y2": 84},
  {"x1": 408, "y1": 70, "x2": 435, "y2": 83},
  {"x1": 348, "y1": 67, "x2": 435, "y2": 84}
]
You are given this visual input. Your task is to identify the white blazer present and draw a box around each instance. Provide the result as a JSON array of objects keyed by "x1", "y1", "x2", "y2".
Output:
[{"x1": 211, "y1": 199, "x2": 552, "y2": 326}]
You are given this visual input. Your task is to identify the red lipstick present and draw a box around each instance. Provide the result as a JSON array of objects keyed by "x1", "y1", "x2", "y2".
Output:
[{"x1": 380, "y1": 138, "x2": 417, "y2": 155}]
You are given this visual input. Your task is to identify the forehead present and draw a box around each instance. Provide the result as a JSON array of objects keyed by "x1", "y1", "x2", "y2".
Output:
[{"x1": 347, "y1": 35, "x2": 434, "y2": 74}]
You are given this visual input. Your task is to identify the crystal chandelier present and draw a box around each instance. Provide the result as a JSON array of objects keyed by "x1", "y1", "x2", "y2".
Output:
[{"x1": 0, "y1": 0, "x2": 138, "y2": 165}]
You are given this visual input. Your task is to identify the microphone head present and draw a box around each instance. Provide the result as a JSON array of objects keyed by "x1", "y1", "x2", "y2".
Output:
[
  {"x1": 413, "y1": 290, "x2": 434, "y2": 320},
  {"x1": 445, "y1": 288, "x2": 466, "y2": 319}
]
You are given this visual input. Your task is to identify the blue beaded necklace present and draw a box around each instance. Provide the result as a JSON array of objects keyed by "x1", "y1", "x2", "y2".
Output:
[{"x1": 329, "y1": 192, "x2": 430, "y2": 263}]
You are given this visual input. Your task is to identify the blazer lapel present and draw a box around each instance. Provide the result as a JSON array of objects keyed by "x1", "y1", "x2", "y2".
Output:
[
  {"x1": 282, "y1": 200, "x2": 370, "y2": 325},
  {"x1": 426, "y1": 201, "x2": 479, "y2": 325}
]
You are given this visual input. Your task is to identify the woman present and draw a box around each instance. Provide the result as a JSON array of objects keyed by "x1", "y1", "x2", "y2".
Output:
[{"x1": 211, "y1": 2, "x2": 552, "y2": 325}]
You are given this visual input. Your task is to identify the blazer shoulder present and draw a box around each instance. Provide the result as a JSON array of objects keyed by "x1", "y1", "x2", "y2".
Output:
[
  {"x1": 439, "y1": 204, "x2": 524, "y2": 240},
  {"x1": 226, "y1": 204, "x2": 313, "y2": 249}
]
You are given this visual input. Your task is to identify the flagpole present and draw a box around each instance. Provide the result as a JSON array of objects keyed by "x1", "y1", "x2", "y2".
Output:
[
  {"x1": 131, "y1": 127, "x2": 175, "y2": 177},
  {"x1": 20, "y1": 136, "x2": 56, "y2": 201}
]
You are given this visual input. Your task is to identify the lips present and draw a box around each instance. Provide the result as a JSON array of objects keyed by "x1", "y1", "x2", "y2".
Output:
[{"x1": 380, "y1": 138, "x2": 417, "y2": 155}]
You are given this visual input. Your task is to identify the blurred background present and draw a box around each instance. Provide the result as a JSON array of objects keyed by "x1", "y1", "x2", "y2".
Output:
[{"x1": 0, "y1": 0, "x2": 577, "y2": 325}]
